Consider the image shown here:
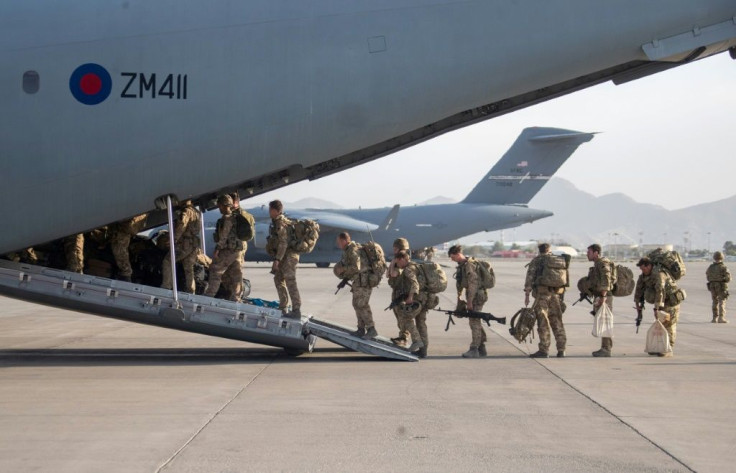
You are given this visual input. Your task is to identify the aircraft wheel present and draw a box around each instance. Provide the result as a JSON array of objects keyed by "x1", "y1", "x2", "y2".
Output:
[{"x1": 315, "y1": 262, "x2": 330, "y2": 268}]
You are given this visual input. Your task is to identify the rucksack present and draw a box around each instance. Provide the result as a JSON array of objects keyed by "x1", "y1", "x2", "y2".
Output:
[
  {"x1": 416, "y1": 262, "x2": 448, "y2": 294},
  {"x1": 509, "y1": 307, "x2": 536, "y2": 343},
  {"x1": 610, "y1": 263, "x2": 635, "y2": 297},
  {"x1": 535, "y1": 254, "x2": 570, "y2": 288},
  {"x1": 287, "y1": 219, "x2": 320, "y2": 254},
  {"x1": 360, "y1": 241, "x2": 387, "y2": 288},
  {"x1": 471, "y1": 258, "x2": 495, "y2": 290},
  {"x1": 647, "y1": 248, "x2": 686, "y2": 281},
  {"x1": 234, "y1": 209, "x2": 255, "y2": 241}
]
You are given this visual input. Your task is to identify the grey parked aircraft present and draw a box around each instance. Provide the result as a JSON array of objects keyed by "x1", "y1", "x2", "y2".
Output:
[
  {"x1": 203, "y1": 127, "x2": 594, "y2": 266},
  {"x1": 1, "y1": 2, "x2": 735, "y2": 357}
]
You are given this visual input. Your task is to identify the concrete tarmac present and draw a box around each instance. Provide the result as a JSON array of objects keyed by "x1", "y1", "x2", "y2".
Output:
[{"x1": 0, "y1": 259, "x2": 733, "y2": 472}]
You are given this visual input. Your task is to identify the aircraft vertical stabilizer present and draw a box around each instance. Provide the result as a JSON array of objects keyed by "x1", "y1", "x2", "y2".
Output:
[{"x1": 461, "y1": 127, "x2": 595, "y2": 205}]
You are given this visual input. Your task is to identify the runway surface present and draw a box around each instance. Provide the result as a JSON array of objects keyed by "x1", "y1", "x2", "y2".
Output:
[{"x1": 1, "y1": 259, "x2": 733, "y2": 472}]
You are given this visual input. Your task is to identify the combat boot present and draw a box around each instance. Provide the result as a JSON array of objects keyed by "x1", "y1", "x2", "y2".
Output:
[
  {"x1": 415, "y1": 347, "x2": 428, "y2": 359},
  {"x1": 362, "y1": 327, "x2": 378, "y2": 339},
  {"x1": 592, "y1": 349, "x2": 611, "y2": 357},
  {"x1": 119, "y1": 275, "x2": 132, "y2": 282},
  {"x1": 712, "y1": 317, "x2": 718, "y2": 323},
  {"x1": 718, "y1": 317, "x2": 729, "y2": 323},
  {"x1": 557, "y1": 351, "x2": 565, "y2": 358},
  {"x1": 284, "y1": 308, "x2": 302, "y2": 319},
  {"x1": 390, "y1": 336, "x2": 407, "y2": 347},
  {"x1": 351, "y1": 327, "x2": 366, "y2": 338},
  {"x1": 478, "y1": 344, "x2": 488, "y2": 357},
  {"x1": 408, "y1": 340, "x2": 425, "y2": 352},
  {"x1": 529, "y1": 350, "x2": 548, "y2": 358},
  {"x1": 462, "y1": 346, "x2": 479, "y2": 358}
]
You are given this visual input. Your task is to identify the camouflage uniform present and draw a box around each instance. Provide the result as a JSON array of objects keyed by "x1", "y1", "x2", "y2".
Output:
[
  {"x1": 456, "y1": 257, "x2": 489, "y2": 350},
  {"x1": 525, "y1": 255, "x2": 566, "y2": 355},
  {"x1": 706, "y1": 260, "x2": 730, "y2": 323},
  {"x1": 204, "y1": 211, "x2": 243, "y2": 300},
  {"x1": 388, "y1": 238, "x2": 411, "y2": 343},
  {"x1": 588, "y1": 256, "x2": 614, "y2": 353},
  {"x1": 635, "y1": 268, "x2": 681, "y2": 350},
  {"x1": 110, "y1": 214, "x2": 147, "y2": 280},
  {"x1": 395, "y1": 262, "x2": 429, "y2": 350},
  {"x1": 270, "y1": 214, "x2": 301, "y2": 310},
  {"x1": 219, "y1": 206, "x2": 251, "y2": 301},
  {"x1": 161, "y1": 203, "x2": 201, "y2": 294},
  {"x1": 63, "y1": 234, "x2": 84, "y2": 273},
  {"x1": 6, "y1": 248, "x2": 38, "y2": 265},
  {"x1": 335, "y1": 241, "x2": 375, "y2": 330}
]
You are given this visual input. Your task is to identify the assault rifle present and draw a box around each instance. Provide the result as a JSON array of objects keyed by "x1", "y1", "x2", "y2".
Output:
[
  {"x1": 335, "y1": 278, "x2": 352, "y2": 295},
  {"x1": 635, "y1": 295, "x2": 645, "y2": 333},
  {"x1": 385, "y1": 293, "x2": 407, "y2": 311},
  {"x1": 572, "y1": 292, "x2": 595, "y2": 316},
  {"x1": 433, "y1": 308, "x2": 506, "y2": 332}
]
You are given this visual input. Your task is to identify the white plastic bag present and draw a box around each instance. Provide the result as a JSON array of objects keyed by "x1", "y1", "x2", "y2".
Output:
[
  {"x1": 592, "y1": 304, "x2": 614, "y2": 338},
  {"x1": 645, "y1": 320, "x2": 672, "y2": 354}
]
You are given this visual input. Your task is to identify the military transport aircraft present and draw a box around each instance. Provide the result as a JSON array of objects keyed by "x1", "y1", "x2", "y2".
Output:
[
  {"x1": 1, "y1": 2, "x2": 735, "y2": 359},
  {"x1": 203, "y1": 127, "x2": 594, "y2": 266}
]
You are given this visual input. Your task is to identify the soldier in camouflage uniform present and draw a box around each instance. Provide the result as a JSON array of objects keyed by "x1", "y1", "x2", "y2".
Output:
[
  {"x1": 449, "y1": 245, "x2": 489, "y2": 359},
  {"x1": 334, "y1": 232, "x2": 378, "y2": 339},
  {"x1": 706, "y1": 251, "x2": 730, "y2": 323},
  {"x1": 268, "y1": 200, "x2": 301, "y2": 318},
  {"x1": 635, "y1": 257, "x2": 681, "y2": 356},
  {"x1": 393, "y1": 250, "x2": 427, "y2": 354},
  {"x1": 387, "y1": 238, "x2": 411, "y2": 346},
  {"x1": 161, "y1": 200, "x2": 201, "y2": 294},
  {"x1": 110, "y1": 214, "x2": 147, "y2": 282},
  {"x1": 204, "y1": 195, "x2": 243, "y2": 300},
  {"x1": 63, "y1": 234, "x2": 84, "y2": 273},
  {"x1": 524, "y1": 243, "x2": 567, "y2": 358},
  {"x1": 219, "y1": 192, "x2": 248, "y2": 300},
  {"x1": 586, "y1": 243, "x2": 615, "y2": 357}
]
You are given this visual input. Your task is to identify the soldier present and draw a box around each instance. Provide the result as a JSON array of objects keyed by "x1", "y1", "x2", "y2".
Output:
[
  {"x1": 219, "y1": 192, "x2": 249, "y2": 300},
  {"x1": 161, "y1": 200, "x2": 201, "y2": 294},
  {"x1": 449, "y1": 245, "x2": 489, "y2": 358},
  {"x1": 392, "y1": 250, "x2": 427, "y2": 355},
  {"x1": 267, "y1": 200, "x2": 301, "y2": 318},
  {"x1": 387, "y1": 238, "x2": 411, "y2": 346},
  {"x1": 204, "y1": 195, "x2": 244, "y2": 300},
  {"x1": 110, "y1": 214, "x2": 147, "y2": 282},
  {"x1": 635, "y1": 257, "x2": 682, "y2": 356},
  {"x1": 706, "y1": 251, "x2": 730, "y2": 323},
  {"x1": 585, "y1": 243, "x2": 615, "y2": 357},
  {"x1": 63, "y1": 234, "x2": 84, "y2": 273},
  {"x1": 334, "y1": 232, "x2": 378, "y2": 339},
  {"x1": 424, "y1": 246, "x2": 435, "y2": 262},
  {"x1": 524, "y1": 243, "x2": 567, "y2": 358}
]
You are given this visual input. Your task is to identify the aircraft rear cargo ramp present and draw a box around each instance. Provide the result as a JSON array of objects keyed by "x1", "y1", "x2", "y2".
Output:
[{"x1": 0, "y1": 260, "x2": 417, "y2": 361}]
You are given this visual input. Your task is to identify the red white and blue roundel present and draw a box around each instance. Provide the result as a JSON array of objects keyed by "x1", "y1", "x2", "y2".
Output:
[{"x1": 69, "y1": 63, "x2": 112, "y2": 105}]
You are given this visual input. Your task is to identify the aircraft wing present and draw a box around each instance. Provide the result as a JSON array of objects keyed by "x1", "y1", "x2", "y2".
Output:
[{"x1": 285, "y1": 210, "x2": 379, "y2": 233}]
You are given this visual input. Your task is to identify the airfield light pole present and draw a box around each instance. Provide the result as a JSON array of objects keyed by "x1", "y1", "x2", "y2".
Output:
[
  {"x1": 613, "y1": 233, "x2": 619, "y2": 260},
  {"x1": 707, "y1": 232, "x2": 711, "y2": 255}
]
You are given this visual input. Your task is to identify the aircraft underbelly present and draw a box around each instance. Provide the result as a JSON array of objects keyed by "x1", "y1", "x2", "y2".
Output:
[{"x1": 0, "y1": 260, "x2": 416, "y2": 361}]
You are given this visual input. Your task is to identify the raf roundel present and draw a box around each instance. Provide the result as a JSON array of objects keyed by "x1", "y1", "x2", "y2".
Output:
[{"x1": 69, "y1": 63, "x2": 112, "y2": 105}]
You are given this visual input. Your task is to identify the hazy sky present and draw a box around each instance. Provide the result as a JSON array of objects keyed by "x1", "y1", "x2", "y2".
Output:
[{"x1": 255, "y1": 53, "x2": 736, "y2": 210}]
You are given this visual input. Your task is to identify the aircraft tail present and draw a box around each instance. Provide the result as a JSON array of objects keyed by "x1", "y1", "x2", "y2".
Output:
[{"x1": 461, "y1": 127, "x2": 595, "y2": 205}]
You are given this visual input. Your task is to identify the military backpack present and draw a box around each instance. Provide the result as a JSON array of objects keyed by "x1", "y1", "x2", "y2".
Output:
[
  {"x1": 287, "y1": 219, "x2": 320, "y2": 254},
  {"x1": 360, "y1": 241, "x2": 387, "y2": 288},
  {"x1": 647, "y1": 248, "x2": 686, "y2": 281},
  {"x1": 471, "y1": 258, "x2": 496, "y2": 290},
  {"x1": 509, "y1": 307, "x2": 536, "y2": 343},
  {"x1": 417, "y1": 261, "x2": 448, "y2": 294},
  {"x1": 535, "y1": 253, "x2": 570, "y2": 288},
  {"x1": 706, "y1": 262, "x2": 731, "y2": 283},
  {"x1": 610, "y1": 263, "x2": 635, "y2": 297},
  {"x1": 234, "y1": 209, "x2": 255, "y2": 242}
]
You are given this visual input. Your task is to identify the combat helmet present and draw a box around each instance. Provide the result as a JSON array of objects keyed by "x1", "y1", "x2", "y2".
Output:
[
  {"x1": 714, "y1": 251, "x2": 724, "y2": 261},
  {"x1": 217, "y1": 194, "x2": 234, "y2": 207}
]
